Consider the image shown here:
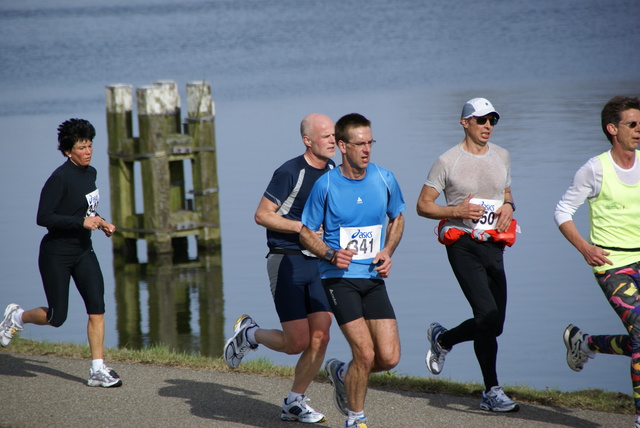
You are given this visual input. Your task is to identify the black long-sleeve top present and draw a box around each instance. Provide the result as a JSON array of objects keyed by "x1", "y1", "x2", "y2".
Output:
[{"x1": 37, "y1": 159, "x2": 101, "y2": 255}]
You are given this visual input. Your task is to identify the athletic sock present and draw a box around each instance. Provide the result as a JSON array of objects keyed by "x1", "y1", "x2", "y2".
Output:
[
  {"x1": 12, "y1": 309, "x2": 24, "y2": 328},
  {"x1": 347, "y1": 410, "x2": 365, "y2": 424},
  {"x1": 246, "y1": 326, "x2": 258, "y2": 346},
  {"x1": 286, "y1": 391, "x2": 303, "y2": 404},
  {"x1": 91, "y1": 359, "x2": 104, "y2": 372}
]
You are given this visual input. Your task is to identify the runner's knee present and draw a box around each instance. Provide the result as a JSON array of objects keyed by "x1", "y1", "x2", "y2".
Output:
[
  {"x1": 476, "y1": 310, "x2": 503, "y2": 337},
  {"x1": 47, "y1": 311, "x2": 66, "y2": 328}
]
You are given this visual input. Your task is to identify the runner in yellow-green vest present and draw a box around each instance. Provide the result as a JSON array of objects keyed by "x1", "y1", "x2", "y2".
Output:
[{"x1": 554, "y1": 95, "x2": 640, "y2": 428}]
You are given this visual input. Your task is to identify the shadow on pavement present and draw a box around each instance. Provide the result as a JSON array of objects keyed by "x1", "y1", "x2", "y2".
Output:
[
  {"x1": 0, "y1": 353, "x2": 86, "y2": 384},
  {"x1": 158, "y1": 378, "x2": 332, "y2": 427},
  {"x1": 378, "y1": 387, "x2": 602, "y2": 428}
]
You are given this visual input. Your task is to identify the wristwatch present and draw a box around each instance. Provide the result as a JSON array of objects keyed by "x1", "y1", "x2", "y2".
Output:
[
  {"x1": 504, "y1": 201, "x2": 516, "y2": 212},
  {"x1": 324, "y1": 248, "x2": 337, "y2": 263}
]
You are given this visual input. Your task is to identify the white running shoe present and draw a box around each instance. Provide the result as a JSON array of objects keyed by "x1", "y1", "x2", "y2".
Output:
[
  {"x1": 87, "y1": 364, "x2": 122, "y2": 388},
  {"x1": 0, "y1": 304, "x2": 23, "y2": 347},
  {"x1": 480, "y1": 386, "x2": 519, "y2": 412},
  {"x1": 563, "y1": 324, "x2": 594, "y2": 372},
  {"x1": 325, "y1": 358, "x2": 348, "y2": 415},
  {"x1": 425, "y1": 322, "x2": 449, "y2": 375},
  {"x1": 280, "y1": 395, "x2": 326, "y2": 423},
  {"x1": 223, "y1": 314, "x2": 258, "y2": 369}
]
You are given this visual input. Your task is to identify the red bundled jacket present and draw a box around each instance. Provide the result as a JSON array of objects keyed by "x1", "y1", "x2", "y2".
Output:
[{"x1": 436, "y1": 218, "x2": 518, "y2": 247}]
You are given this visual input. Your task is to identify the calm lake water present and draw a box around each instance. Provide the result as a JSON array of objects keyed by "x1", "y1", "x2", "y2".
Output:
[{"x1": 1, "y1": 0, "x2": 639, "y2": 396}]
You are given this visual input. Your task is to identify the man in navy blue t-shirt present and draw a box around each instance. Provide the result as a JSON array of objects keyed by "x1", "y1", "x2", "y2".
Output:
[{"x1": 224, "y1": 113, "x2": 336, "y2": 423}]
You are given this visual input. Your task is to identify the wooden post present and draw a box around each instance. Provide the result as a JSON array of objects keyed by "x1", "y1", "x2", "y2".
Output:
[
  {"x1": 105, "y1": 84, "x2": 138, "y2": 263},
  {"x1": 152, "y1": 81, "x2": 188, "y2": 260},
  {"x1": 136, "y1": 85, "x2": 173, "y2": 258},
  {"x1": 107, "y1": 80, "x2": 222, "y2": 262},
  {"x1": 186, "y1": 81, "x2": 221, "y2": 250}
]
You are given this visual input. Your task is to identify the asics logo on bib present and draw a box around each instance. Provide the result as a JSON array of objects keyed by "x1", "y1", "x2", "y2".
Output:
[
  {"x1": 351, "y1": 229, "x2": 374, "y2": 239},
  {"x1": 480, "y1": 201, "x2": 496, "y2": 211}
]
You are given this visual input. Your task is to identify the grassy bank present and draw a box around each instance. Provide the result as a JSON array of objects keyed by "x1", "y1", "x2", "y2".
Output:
[{"x1": 1, "y1": 337, "x2": 633, "y2": 415}]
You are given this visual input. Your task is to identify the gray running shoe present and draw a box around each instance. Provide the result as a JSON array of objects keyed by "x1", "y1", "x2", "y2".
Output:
[
  {"x1": 563, "y1": 324, "x2": 594, "y2": 372},
  {"x1": 280, "y1": 395, "x2": 326, "y2": 423},
  {"x1": 87, "y1": 365, "x2": 122, "y2": 388},
  {"x1": 480, "y1": 386, "x2": 519, "y2": 412},
  {"x1": 425, "y1": 322, "x2": 449, "y2": 375},
  {"x1": 223, "y1": 314, "x2": 258, "y2": 369},
  {"x1": 0, "y1": 303, "x2": 23, "y2": 347},
  {"x1": 325, "y1": 358, "x2": 348, "y2": 416},
  {"x1": 344, "y1": 416, "x2": 367, "y2": 428}
]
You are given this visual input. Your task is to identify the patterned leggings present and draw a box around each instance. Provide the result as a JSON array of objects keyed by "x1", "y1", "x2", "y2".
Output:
[{"x1": 594, "y1": 263, "x2": 640, "y2": 414}]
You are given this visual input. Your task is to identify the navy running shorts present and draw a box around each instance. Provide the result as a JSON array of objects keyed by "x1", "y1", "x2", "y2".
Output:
[{"x1": 267, "y1": 253, "x2": 332, "y2": 323}]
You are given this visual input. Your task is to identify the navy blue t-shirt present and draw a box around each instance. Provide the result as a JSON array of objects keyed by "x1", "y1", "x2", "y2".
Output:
[{"x1": 263, "y1": 155, "x2": 334, "y2": 251}]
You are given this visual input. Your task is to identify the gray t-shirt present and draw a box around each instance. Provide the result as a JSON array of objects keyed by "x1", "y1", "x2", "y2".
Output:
[{"x1": 425, "y1": 142, "x2": 511, "y2": 232}]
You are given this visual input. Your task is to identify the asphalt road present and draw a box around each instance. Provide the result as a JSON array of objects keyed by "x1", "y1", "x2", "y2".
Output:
[{"x1": 0, "y1": 351, "x2": 633, "y2": 428}]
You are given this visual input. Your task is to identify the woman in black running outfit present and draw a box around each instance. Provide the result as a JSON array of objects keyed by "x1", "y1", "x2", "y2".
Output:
[{"x1": 0, "y1": 118, "x2": 122, "y2": 387}]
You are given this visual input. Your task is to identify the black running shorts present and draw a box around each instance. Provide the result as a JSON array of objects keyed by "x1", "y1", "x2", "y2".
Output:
[{"x1": 321, "y1": 278, "x2": 396, "y2": 326}]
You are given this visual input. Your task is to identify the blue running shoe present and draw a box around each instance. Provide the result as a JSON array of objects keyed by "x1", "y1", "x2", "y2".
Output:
[
  {"x1": 480, "y1": 386, "x2": 519, "y2": 412},
  {"x1": 425, "y1": 322, "x2": 449, "y2": 375},
  {"x1": 325, "y1": 358, "x2": 348, "y2": 415}
]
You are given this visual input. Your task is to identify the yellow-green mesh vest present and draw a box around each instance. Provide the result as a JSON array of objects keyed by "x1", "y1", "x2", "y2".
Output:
[{"x1": 588, "y1": 151, "x2": 640, "y2": 271}]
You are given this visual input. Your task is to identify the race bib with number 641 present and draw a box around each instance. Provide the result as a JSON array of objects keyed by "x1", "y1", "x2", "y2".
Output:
[{"x1": 339, "y1": 225, "x2": 382, "y2": 261}]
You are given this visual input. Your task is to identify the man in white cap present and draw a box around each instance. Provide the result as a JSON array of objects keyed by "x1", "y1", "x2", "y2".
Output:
[{"x1": 416, "y1": 98, "x2": 519, "y2": 412}]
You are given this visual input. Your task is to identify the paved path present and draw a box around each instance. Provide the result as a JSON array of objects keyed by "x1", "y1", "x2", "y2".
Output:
[{"x1": 0, "y1": 351, "x2": 633, "y2": 428}]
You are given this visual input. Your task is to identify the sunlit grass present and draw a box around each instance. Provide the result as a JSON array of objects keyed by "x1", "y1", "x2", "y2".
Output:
[{"x1": 1, "y1": 337, "x2": 633, "y2": 414}]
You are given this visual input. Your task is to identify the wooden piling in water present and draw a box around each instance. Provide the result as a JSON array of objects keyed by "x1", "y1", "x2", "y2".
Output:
[
  {"x1": 105, "y1": 80, "x2": 221, "y2": 263},
  {"x1": 105, "y1": 83, "x2": 137, "y2": 262},
  {"x1": 185, "y1": 81, "x2": 220, "y2": 251}
]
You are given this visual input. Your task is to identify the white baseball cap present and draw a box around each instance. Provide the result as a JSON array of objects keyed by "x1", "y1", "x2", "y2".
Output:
[{"x1": 461, "y1": 98, "x2": 500, "y2": 119}]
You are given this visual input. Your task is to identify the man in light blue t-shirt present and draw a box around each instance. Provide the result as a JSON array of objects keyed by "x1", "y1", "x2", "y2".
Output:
[{"x1": 300, "y1": 113, "x2": 405, "y2": 428}]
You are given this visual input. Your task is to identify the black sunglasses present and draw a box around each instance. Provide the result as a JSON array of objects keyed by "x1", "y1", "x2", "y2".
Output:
[
  {"x1": 473, "y1": 116, "x2": 499, "y2": 126},
  {"x1": 619, "y1": 121, "x2": 640, "y2": 129}
]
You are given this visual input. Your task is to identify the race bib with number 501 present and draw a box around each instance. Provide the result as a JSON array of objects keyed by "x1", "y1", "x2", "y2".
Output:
[
  {"x1": 339, "y1": 225, "x2": 382, "y2": 261},
  {"x1": 463, "y1": 198, "x2": 502, "y2": 231}
]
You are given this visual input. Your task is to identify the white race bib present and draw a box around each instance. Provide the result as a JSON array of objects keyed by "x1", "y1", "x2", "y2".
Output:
[
  {"x1": 85, "y1": 189, "x2": 100, "y2": 217},
  {"x1": 463, "y1": 198, "x2": 502, "y2": 231},
  {"x1": 339, "y1": 225, "x2": 382, "y2": 260}
]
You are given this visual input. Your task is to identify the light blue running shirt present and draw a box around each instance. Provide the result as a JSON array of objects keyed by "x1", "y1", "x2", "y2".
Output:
[{"x1": 301, "y1": 163, "x2": 406, "y2": 279}]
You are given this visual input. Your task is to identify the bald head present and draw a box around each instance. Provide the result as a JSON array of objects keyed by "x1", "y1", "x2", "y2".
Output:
[
  {"x1": 301, "y1": 113, "x2": 332, "y2": 139},
  {"x1": 300, "y1": 113, "x2": 335, "y2": 166}
]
